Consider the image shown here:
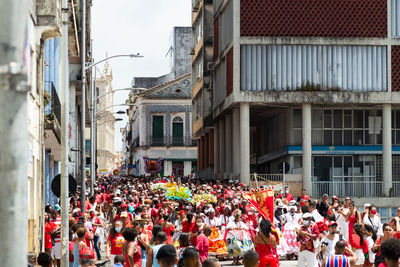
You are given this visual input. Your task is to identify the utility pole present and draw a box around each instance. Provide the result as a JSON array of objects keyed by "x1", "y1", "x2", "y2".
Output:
[
  {"x1": 0, "y1": 0, "x2": 28, "y2": 266},
  {"x1": 90, "y1": 67, "x2": 97, "y2": 196},
  {"x1": 81, "y1": 0, "x2": 87, "y2": 213},
  {"x1": 60, "y1": 0, "x2": 70, "y2": 265}
]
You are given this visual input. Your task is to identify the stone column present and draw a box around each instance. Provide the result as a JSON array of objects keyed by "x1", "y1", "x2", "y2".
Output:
[
  {"x1": 213, "y1": 123, "x2": 219, "y2": 177},
  {"x1": 232, "y1": 108, "x2": 240, "y2": 177},
  {"x1": 184, "y1": 161, "x2": 192, "y2": 176},
  {"x1": 240, "y1": 103, "x2": 250, "y2": 184},
  {"x1": 383, "y1": 104, "x2": 392, "y2": 196},
  {"x1": 219, "y1": 118, "x2": 226, "y2": 178},
  {"x1": 225, "y1": 112, "x2": 233, "y2": 177},
  {"x1": 302, "y1": 103, "x2": 312, "y2": 194}
]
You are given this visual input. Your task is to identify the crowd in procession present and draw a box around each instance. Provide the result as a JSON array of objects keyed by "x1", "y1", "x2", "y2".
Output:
[{"x1": 32, "y1": 175, "x2": 400, "y2": 267}]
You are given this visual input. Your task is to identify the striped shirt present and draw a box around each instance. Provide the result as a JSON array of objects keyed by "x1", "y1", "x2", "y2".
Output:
[
  {"x1": 325, "y1": 255, "x2": 350, "y2": 267},
  {"x1": 52, "y1": 217, "x2": 61, "y2": 243}
]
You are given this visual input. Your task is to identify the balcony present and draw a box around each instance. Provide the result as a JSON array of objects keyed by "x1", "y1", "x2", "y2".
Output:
[
  {"x1": 151, "y1": 136, "x2": 165, "y2": 146},
  {"x1": 44, "y1": 82, "x2": 61, "y2": 132},
  {"x1": 36, "y1": 0, "x2": 62, "y2": 35},
  {"x1": 312, "y1": 181, "x2": 383, "y2": 197},
  {"x1": 44, "y1": 82, "x2": 62, "y2": 161},
  {"x1": 171, "y1": 137, "x2": 184, "y2": 146}
]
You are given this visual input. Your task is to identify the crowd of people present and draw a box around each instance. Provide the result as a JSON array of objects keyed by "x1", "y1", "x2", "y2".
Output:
[{"x1": 31, "y1": 175, "x2": 400, "y2": 267}]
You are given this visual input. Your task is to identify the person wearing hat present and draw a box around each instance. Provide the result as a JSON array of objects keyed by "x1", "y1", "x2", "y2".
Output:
[
  {"x1": 296, "y1": 213, "x2": 320, "y2": 267},
  {"x1": 319, "y1": 221, "x2": 340, "y2": 264},
  {"x1": 204, "y1": 207, "x2": 228, "y2": 258},
  {"x1": 155, "y1": 244, "x2": 178, "y2": 267},
  {"x1": 281, "y1": 205, "x2": 301, "y2": 260},
  {"x1": 79, "y1": 248, "x2": 96, "y2": 267}
]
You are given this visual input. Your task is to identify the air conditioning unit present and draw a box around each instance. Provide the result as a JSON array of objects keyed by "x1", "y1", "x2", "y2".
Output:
[{"x1": 192, "y1": 0, "x2": 200, "y2": 11}]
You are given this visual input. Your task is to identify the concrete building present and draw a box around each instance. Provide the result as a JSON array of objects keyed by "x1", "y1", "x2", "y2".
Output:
[
  {"x1": 25, "y1": 0, "x2": 92, "y2": 254},
  {"x1": 207, "y1": 0, "x2": 400, "y2": 218},
  {"x1": 125, "y1": 27, "x2": 197, "y2": 177},
  {"x1": 191, "y1": 0, "x2": 215, "y2": 179}
]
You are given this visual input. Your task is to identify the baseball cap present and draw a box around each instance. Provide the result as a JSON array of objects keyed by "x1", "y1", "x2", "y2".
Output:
[
  {"x1": 120, "y1": 211, "x2": 128, "y2": 217},
  {"x1": 156, "y1": 244, "x2": 177, "y2": 260},
  {"x1": 79, "y1": 248, "x2": 95, "y2": 260},
  {"x1": 302, "y1": 213, "x2": 313, "y2": 219},
  {"x1": 54, "y1": 204, "x2": 61, "y2": 211}
]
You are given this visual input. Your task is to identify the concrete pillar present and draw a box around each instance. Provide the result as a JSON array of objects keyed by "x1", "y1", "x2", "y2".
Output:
[
  {"x1": 164, "y1": 160, "x2": 172, "y2": 177},
  {"x1": 302, "y1": 104, "x2": 312, "y2": 194},
  {"x1": 184, "y1": 161, "x2": 192, "y2": 176},
  {"x1": 213, "y1": 123, "x2": 219, "y2": 176},
  {"x1": 201, "y1": 136, "x2": 206, "y2": 169},
  {"x1": 197, "y1": 139, "x2": 202, "y2": 171},
  {"x1": 225, "y1": 113, "x2": 233, "y2": 176},
  {"x1": 383, "y1": 104, "x2": 392, "y2": 196},
  {"x1": 240, "y1": 103, "x2": 250, "y2": 184},
  {"x1": 232, "y1": 108, "x2": 240, "y2": 177},
  {"x1": 219, "y1": 118, "x2": 226, "y2": 177}
]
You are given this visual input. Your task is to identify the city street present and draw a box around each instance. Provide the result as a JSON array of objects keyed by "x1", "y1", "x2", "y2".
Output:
[{"x1": 4, "y1": 0, "x2": 400, "y2": 266}]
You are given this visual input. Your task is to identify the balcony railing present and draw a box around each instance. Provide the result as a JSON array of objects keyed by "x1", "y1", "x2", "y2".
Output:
[
  {"x1": 312, "y1": 181, "x2": 383, "y2": 197},
  {"x1": 151, "y1": 136, "x2": 165, "y2": 146},
  {"x1": 392, "y1": 182, "x2": 400, "y2": 197},
  {"x1": 45, "y1": 82, "x2": 61, "y2": 127},
  {"x1": 171, "y1": 137, "x2": 184, "y2": 146},
  {"x1": 250, "y1": 174, "x2": 284, "y2": 182}
]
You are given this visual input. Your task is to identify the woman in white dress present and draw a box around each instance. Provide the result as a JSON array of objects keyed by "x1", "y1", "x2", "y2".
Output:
[
  {"x1": 280, "y1": 205, "x2": 301, "y2": 259},
  {"x1": 226, "y1": 209, "x2": 254, "y2": 264}
]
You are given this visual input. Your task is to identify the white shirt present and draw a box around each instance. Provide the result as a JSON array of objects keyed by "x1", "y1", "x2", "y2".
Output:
[
  {"x1": 320, "y1": 234, "x2": 340, "y2": 258},
  {"x1": 363, "y1": 214, "x2": 383, "y2": 236},
  {"x1": 282, "y1": 212, "x2": 301, "y2": 226},
  {"x1": 311, "y1": 209, "x2": 324, "y2": 223},
  {"x1": 205, "y1": 216, "x2": 222, "y2": 227}
]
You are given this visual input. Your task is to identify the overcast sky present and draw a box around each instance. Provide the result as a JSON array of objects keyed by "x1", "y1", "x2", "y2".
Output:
[{"x1": 92, "y1": 0, "x2": 191, "y2": 152}]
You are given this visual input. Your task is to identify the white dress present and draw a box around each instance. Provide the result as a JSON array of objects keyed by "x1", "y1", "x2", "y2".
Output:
[
  {"x1": 335, "y1": 209, "x2": 349, "y2": 241},
  {"x1": 281, "y1": 213, "x2": 301, "y2": 255}
]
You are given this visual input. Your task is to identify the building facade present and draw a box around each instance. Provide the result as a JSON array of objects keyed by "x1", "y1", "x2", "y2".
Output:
[
  {"x1": 125, "y1": 27, "x2": 197, "y2": 177},
  {"x1": 191, "y1": 0, "x2": 215, "y2": 179},
  {"x1": 202, "y1": 0, "x2": 400, "y2": 214},
  {"x1": 86, "y1": 62, "x2": 116, "y2": 174},
  {"x1": 25, "y1": 0, "x2": 92, "y2": 254},
  {"x1": 128, "y1": 74, "x2": 197, "y2": 177}
]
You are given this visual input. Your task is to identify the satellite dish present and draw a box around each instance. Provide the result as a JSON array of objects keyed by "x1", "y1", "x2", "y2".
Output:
[{"x1": 51, "y1": 174, "x2": 77, "y2": 198}]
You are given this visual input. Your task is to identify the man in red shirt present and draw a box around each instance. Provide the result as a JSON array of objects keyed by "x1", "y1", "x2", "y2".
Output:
[
  {"x1": 297, "y1": 213, "x2": 320, "y2": 267},
  {"x1": 297, "y1": 188, "x2": 311, "y2": 207},
  {"x1": 277, "y1": 186, "x2": 294, "y2": 201}
]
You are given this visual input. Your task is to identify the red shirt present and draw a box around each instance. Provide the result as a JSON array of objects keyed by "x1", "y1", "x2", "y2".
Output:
[
  {"x1": 45, "y1": 221, "x2": 57, "y2": 249},
  {"x1": 196, "y1": 234, "x2": 209, "y2": 262},
  {"x1": 182, "y1": 221, "x2": 195, "y2": 233},
  {"x1": 299, "y1": 195, "x2": 311, "y2": 207},
  {"x1": 69, "y1": 241, "x2": 74, "y2": 262},
  {"x1": 85, "y1": 232, "x2": 93, "y2": 249},
  {"x1": 108, "y1": 232, "x2": 125, "y2": 255}
]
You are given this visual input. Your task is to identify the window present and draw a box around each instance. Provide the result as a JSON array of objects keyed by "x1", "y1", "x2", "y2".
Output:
[
  {"x1": 172, "y1": 116, "x2": 184, "y2": 146},
  {"x1": 305, "y1": 109, "x2": 383, "y2": 146},
  {"x1": 152, "y1": 115, "x2": 164, "y2": 146},
  {"x1": 85, "y1": 140, "x2": 91, "y2": 152}
]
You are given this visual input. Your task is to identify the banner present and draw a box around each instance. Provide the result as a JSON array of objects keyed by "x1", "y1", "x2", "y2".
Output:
[{"x1": 242, "y1": 186, "x2": 279, "y2": 242}]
